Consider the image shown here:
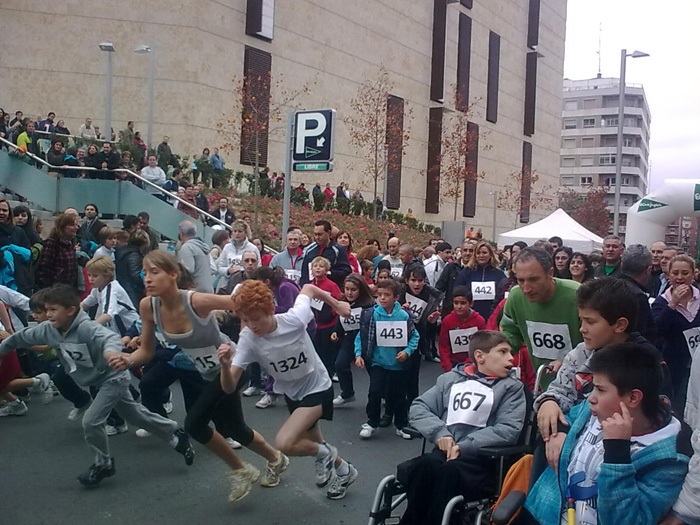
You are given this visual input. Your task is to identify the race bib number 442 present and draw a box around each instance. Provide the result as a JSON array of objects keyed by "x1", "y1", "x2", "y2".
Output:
[
  {"x1": 376, "y1": 321, "x2": 408, "y2": 347},
  {"x1": 525, "y1": 321, "x2": 573, "y2": 360},
  {"x1": 446, "y1": 380, "x2": 494, "y2": 428},
  {"x1": 471, "y1": 281, "x2": 495, "y2": 301}
]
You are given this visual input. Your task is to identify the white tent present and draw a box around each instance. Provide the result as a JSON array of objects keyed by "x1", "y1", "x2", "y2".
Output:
[{"x1": 498, "y1": 208, "x2": 604, "y2": 253}]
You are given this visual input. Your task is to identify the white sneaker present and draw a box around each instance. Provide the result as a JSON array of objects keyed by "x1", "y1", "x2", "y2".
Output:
[
  {"x1": 359, "y1": 423, "x2": 376, "y2": 439},
  {"x1": 50, "y1": 380, "x2": 60, "y2": 396},
  {"x1": 164, "y1": 391, "x2": 173, "y2": 414},
  {"x1": 30, "y1": 373, "x2": 54, "y2": 404},
  {"x1": 0, "y1": 399, "x2": 28, "y2": 416},
  {"x1": 228, "y1": 463, "x2": 261, "y2": 502},
  {"x1": 135, "y1": 428, "x2": 152, "y2": 438},
  {"x1": 226, "y1": 438, "x2": 243, "y2": 449},
  {"x1": 242, "y1": 386, "x2": 261, "y2": 397},
  {"x1": 326, "y1": 463, "x2": 358, "y2": 500},
  {"x1": 333, "y1": 395, "x2": 355, "y2": 407},
  {"x1": 260, "y1": 452, "x2": 289, "y2": 487},
  {"x1": 395, "y1": 427, "x2": 412, "y2": 440},
  {"x1": 106, "y1": 423, "x2": 128, "y2": 436},
  {"x1": 67, "y1": 403, "x2": 90, "y2": 421},
  {"x1": 331, "y1": 374, "x2": 339, "y2": 383},
  {"x1": 255, "y1": 393, "x2": 276, "y2": 409},
  {"x1": 314, "y1": 443, "x2": 338, "y2": 487}
]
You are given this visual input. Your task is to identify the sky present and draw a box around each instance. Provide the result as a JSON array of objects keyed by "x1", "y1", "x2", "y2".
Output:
[{"x1": 563, "y1": 0, "x2": 700, "y2": 190}]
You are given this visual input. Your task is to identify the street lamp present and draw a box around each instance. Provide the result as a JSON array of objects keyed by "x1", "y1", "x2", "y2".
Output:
[
  {"x1": 613, "y1": 49, "x2": 649, "y2": 236},
  {"x1": 99, "y1": 43, "x2": 115, "y2": 141},
  {"x1": 134, "y1": 43, "x2": 155, "y2": 152}
]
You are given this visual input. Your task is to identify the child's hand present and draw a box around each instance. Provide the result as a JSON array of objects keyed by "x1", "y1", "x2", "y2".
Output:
[
  {"x1": 330, "y1": 332, "x2": 338, "y2": 342},
  {"x1": 601, "y1": 402, "x2": 634, "y2": 440},
  {"x1": 427, "y1": 310, "x2": 440, "y2": 323},
  {"x1": 537, "y1": 399, "x2": 568, "y2": 441},
  {"x1": 546, "y1": 359, "x2": 563, "y2": 374},
  {"x1": 0, "y1": 330, "x2": 11, "y2": 341},
  {"x1": 446, "y1": 444, "x2": 461, "y2": 461},
  {"x1": 120, "y1": 336, "x2": 131, "y2": 347},
  {"x1": 401, "y1": 303, "x2": 411, "y2": 311},
  {"x1": 335, "y1": 302, "x2": 351, "y2": 318},
  {"x1": 354, "y1": 356, "x2": 365, "y2": 369},
  {"x1": 396, "y1": 351, "x2": 408, "y2": 362},
  {"x1": 128, "y1": 336, "x2": 141, "y2": 350},
  {"x1": 545, "y1": 432, "x2": 566, "y2": 473},
  {"x1": 436, "y1": 435, "x2": 455, "y2": 455},
  {"x1": 105, "y1": 351, "x2": 129, "y2": 372},
  {"x1": 217, "y1": 343, "x2": 233, "y2": 367}
]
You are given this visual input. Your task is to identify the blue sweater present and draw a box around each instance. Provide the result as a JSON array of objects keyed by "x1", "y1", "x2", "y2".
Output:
[
  {"x1": 651, "y1": 295, "x2": 700, "y2": 385},
  {"x1": 354, "y1": 302, "x2": 419, "y2": 370},
  {"x1": 525, "y1": 401, "x2": 688, "y2": 525}
]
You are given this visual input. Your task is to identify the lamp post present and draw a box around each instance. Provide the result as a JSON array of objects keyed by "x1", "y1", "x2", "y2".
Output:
[
  {"x1": 613, "y1": 49, "x2": 649, "y2": 236},
  {"x1": 99, "y1": 42, "x2": 115, "y2": 141},
  {"x1": 135, "y1": 43, "x2": 155, "y2": 152},
  {"x1": 489, "y1": 191, "x2": 498, "y2": 242}
]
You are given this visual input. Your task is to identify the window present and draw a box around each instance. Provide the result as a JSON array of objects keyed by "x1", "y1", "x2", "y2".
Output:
[
  {"x1": 562, "y1": 176, "x2": 574, "y2": 186},
  {"x1": 385, "y1": 95, "x2": 405, "y2": 210},
  {"x1": 463, "y1": 121, "x2": 479, "y2": 217},
  {"x1": 425, "y1": 107, "x2": 443, "y2": 213},
  {"x1": 430, "y1": 0, "x2": 448, "y2": 102},
  {"x1": 564, "y1": 100, "x2": 577, "y2": 111},
  {"x1": 563, "y1": 119, "x2": 577, "y2": 129},
  {"x1": 581, "y1": 156, "x2": 594, "y2": 167},
  {"x1": 580, "y1": 176, "x2": 593, "y2": 185},
  {"x1": 486, "y1": 31, "x2": 501, "y2": 123},
  {"x1": 240, "y1": 46, "x2": 272, "y2": 167},
  {"x1": 523, "y1": 51, "x2": 537, "y2": 136},
  {"x1": 583, "y1": 99, "x2": 596, "y2": 109},
  {"x1": 604, "y1": 117, "x2": 618, "y2": 127},
  {"x1": 623, "y1": 137, "x2": 635, "y2": 147},
  {"x1": 582, "y1": 118, "x2": 595, "y2": 128},
  {"x1": 520, "y1": 142, "x2": 533, "y2": 223},
  {"x1": 561, "y1": 157, "x2": 575, "y2": 167},
  {"x1": 581, "y1": 137, "x2": 595, "y2": 148},
  {"x1": 624, "y1": 117, "x2": 637, "y2": 127},
  {"x1": 600, "y1": 154, "x2": 616, "y2": 165},
  {"x1": 562, "y1": 138, "x2": 576, "y2": 148},
  {"x1": 456, "y1": 14, "x2": 472, "y2": 111},
  {"x1": 604, "y1": 177, "x2": 615, "y2": 186},
  {"x1": 622, "y1": 157, "x2": 633, "y2": 167},
  {"x1": 245, "y1": 0, "x2": 275, "y2": 41},
  {"x1": 527, "y1": 0, "x2": 541, "y2": 48},
  {"x1": 621, "y1": 177, "x2": 631, "y2": 186}
]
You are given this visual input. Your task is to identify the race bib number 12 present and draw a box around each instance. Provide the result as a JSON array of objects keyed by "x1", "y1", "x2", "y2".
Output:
[
  {"x1": 525, "y1": 321, "x2": 573, "y2": 360},
  {"x1": 376, "y1": 321, "x2": 408, "y2": 347}
]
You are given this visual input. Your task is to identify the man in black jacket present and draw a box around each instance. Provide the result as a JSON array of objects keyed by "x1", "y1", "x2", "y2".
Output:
[
  {"x1": 208, "y1": 197, "x2": 236, "y2": 227},
  {"x1": 436, "y1": 240, "x2": 476, "y2": 316},
  {"x1": 619, "y1": 244, "x2": 658, "y2": 345},
  {"x1": 299, "y1": 220, "x2": 351, "y2": 286},
  {"x1": 77, "y1": 203, "x2": 107, "y2": 246},
  {"x1": 93, "y1": 142, "x2": 120, "y2": 180}
]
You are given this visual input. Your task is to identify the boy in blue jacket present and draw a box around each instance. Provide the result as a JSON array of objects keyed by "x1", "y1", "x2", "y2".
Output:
[
  {"x1": 522, "y1": 342, "x2": 688, "y2": 525},
  {"x1": 355, "y1": 279, "x2": 419, "y2": 440}
]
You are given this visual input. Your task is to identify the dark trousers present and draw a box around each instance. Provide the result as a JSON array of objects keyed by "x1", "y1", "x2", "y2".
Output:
[
  {"x1": 386, "y1": 352, "x2": 421, "y2": 420},
  {"x1": 398, "y1": 450, "x2": 496, "y2": 525},
  {"x1": 184, "y1": 371, "x2": 254, "y2": 446},
  {"x1": 313, "y1": 325, "x2": 338, "y2": 377},
  {"x1": 367, "y1": 365, "x2": 408, "y2": 429},
  {"x1": 51, "y1": 365, "x2": 91, "y2": 409},
  {"x1": 140, "y1": 362, "x2": 206, "y2": 417},
  {"x1": 248, "y1": 362, "x2": 264, "y2": 389},
  {"x1": 335, "y1": 340, "x2": 356, "y2": 399}
]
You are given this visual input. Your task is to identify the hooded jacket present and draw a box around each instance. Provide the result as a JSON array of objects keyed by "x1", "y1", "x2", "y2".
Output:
[
  {"x1": 178, "y1": 237, "x2": 213, "y2": 293},
  {"x1": 409, "y1": 363, "x2": 526, "y2": 455},
  {"x1": 354, "y1": 301, "x2": 419, "y2": 370},
  {"x1": 438, "y1": 308, "x2": 486, "y2": 372},
  {"x1": 0, "y1": 310, "x2": 126, "y2": 387}
]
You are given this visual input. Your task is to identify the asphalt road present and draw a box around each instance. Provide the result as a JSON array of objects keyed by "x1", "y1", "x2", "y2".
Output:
[{"x1": 1, "y1": 362, "x2": 445, "y2": 525}]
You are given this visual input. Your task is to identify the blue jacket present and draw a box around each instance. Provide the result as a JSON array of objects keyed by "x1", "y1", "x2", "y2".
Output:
[
  {"x1": 354, "y1": 301, "x2": 419, "y2": 370},
  {"x1": 652, "y1": 294, "x2": 700, "y2": 387},
  {"x1": 455, "y1": 264, "x2": 505, "y2": 320},
  {"x1": 525, "y1": 401, "x2": 688, "y2": 525}
]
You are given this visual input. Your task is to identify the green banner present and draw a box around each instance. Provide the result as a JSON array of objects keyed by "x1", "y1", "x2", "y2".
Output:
[
  {"x1": 694, "y1": 184, "x2": 700, "y2": 211},
  {"x1": 637, "y1": 198, "x2": 668, "y2": 212}
]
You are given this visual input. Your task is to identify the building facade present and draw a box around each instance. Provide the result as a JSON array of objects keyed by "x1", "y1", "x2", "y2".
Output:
[
  {"x1": 666, "y1": 216, "x2": 699, "y2": 258},
  {"x1": 1, "y1": 0, "x2": 567, "y2": 233},
  {"x1": 560, "y1": 77, "x2": 651, "y2": 236}
]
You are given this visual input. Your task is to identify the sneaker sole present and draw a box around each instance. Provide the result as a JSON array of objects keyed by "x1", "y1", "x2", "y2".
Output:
[
  {"x1": 326, "y1": 467, "x2": 359, "y2": 500},
  {"x1": 228, "y1": 469, "x2": 261, "y2": 503}
]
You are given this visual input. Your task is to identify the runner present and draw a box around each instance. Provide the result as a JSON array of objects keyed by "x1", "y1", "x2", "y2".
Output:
[
  {"x1": 107, "y1": 251, "x2": 286, "y2": 503},
  {"x1": 219, "y1": 280, "x2": 358, "y2": 500}
]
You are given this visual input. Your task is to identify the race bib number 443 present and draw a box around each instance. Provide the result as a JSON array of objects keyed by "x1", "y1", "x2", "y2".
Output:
[
  {"x1": 376, "y1": 321, "x2": 408, "y2": 347},
  {"x1": 525, "y1": 321, "x2": 573, "y2": 360},
  {"x1": 446, "y1": 380, "x2": 494, "y2": 428}
]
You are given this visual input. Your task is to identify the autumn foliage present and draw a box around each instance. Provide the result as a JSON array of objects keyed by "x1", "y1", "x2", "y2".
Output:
[{"x1": 558, "y1": 186, "x2": 612, "y2": 237}]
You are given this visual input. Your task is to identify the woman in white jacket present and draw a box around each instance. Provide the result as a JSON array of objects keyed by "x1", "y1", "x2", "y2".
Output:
[{"x1": 216, "y1": 220, "x2": 260, "y2": 285}]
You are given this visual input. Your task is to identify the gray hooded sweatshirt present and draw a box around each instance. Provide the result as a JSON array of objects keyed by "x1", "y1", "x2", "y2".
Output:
[
  {"x1": 0, "y1": 310, "x2": 126, "y2": 387},
  {"x1": 178, "y1": 237, "x2": 214, "y2": 293},
  {"x1": 409, "y1": 363, "x2": 527, "y2": 455}
]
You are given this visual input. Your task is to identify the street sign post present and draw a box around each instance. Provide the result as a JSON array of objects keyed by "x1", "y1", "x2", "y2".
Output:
[{"x1": 283, "y1": 109, "x2": 336, "y2": 235}]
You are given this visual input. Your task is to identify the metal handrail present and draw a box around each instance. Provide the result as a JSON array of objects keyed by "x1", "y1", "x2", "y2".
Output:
[
  {"x1": 0, "y1": 136, "x2": 231, "y2": 231},
  {"x1": 34, "y1": 129, "x2": 119, "y2": 144}
]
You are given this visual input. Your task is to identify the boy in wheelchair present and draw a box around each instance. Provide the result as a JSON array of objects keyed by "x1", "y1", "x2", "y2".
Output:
[
  {"x1": 396, "y1": 330, "x2": 527, "y2": 525},
  {"x1": 518, "y1": 343, "x2": 688, "y2": 525}
]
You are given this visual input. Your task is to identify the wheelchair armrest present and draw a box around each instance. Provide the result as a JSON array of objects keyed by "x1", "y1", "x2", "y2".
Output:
[
  {"x1": 478, "y1": 444, "x2": 532, "y2": 457},
  {"x1": 490, "y1": 490, "x2": 526, "y2": 525}
]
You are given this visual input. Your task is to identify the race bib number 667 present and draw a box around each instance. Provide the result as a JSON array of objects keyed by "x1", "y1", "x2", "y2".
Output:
[{"x1": 446, "y1": 380, "x2": 494, "y2": 427}]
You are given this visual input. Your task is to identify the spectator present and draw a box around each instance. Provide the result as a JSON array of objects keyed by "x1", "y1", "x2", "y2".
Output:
[
  {"x1": 94, "y1": 125, "x2": 102, "y2": 140},
  {"x1": 162, "y1": 168, "x2": 183, "y2": 205},
  {"x1": 648, "y1": 241, "x2": 667, "y2": 297},
  {"x1": 200, "y1": 148, "x2": 210, "y2": 163},
  {"x1": 54, "y1": 119, "x2": 70, "y2": 136},
  {"x1": 177, "y1": 220, "x2": 213, "y2": 293},
  {"x1": 93, "y1": 142, "x2": 120, "y2": 180},
  {"x1": 594, "y1": 234, "x2": 624, "y2": 278},
  {"x1": 548, "y1": 235, "x2": 563, "y2": 251},
  {"x1": 251, "y1": 237, "x2": 273, "y2": 267},
  {"x1": 215, "y1": 219, "x2": 260, "y2": 287},
  {"x1": 12, "y1": 205, "x2": 41, "y2": 245},
  {"x1": 16, "y1": 120, "x2": 37, "y2": 157},
  {"x1": 210, "y1": 147, "x2": 224, "y2": 171},
  {"x1": 140, "y1": 154, "x2": 167, "y2": 197},
  {"x1": 299, "y1": 232, "x2": 311, "y2": 250},
  {"x1": 352, "y1": 189, "x2": 364, "y2": 200},
  {"x1": 0, "y1": 198, "x2": 32, "y2": 295},
  {"x1": 424, "y1": 241, "x2": 453, "y2": 286},
  {"x1": 382, "y1": 237, "x2": 403, "y2": 276},
  {"x1": 84, "y1": 143, "x2": 100, "y2": 174},
  {"x1": 336, "y1": 182, "x2": 347, "y2": 202},
  {"x1": 137, "y1": 212, "x2": 159, "y2": 252},
  {"x1": 323, "y1": 183, "x2": 334, "y2": 203},
  {"x1": 177, "y1": 181, "x2": 200, "y2": 220},
  {"x1": 122, "y1": 214, "x2": 140, "y2": 233},
  {"x1": 115, "y1": 229, "x2": 149, "y2": 308},
  {"x1": 77, "y1": 118, "x2": 96, "y2": 140},
  {"x1": 553, "y1": 246, "x2": 573, "y2": 279},
  {"x1": 299, "y1": 220, "x2": 352, "y2": 286},
  {"x1": 208, "y1": 196, "x2": 235, "y2": 227},
  {"x1": 270, "y1": 229, "x2": 304, "y2": 280},
  {"x1": 209, "y1": 229, "x2": 230, "y2": 263},
  {"x1": 76, "y1": 147, "x2": 87, "y2": 165},
  {"x1": 121, "y1": 121, "x2": 135, "y2": 146},
  {"x1": 9, "y1": 110, "x2": 23, "y2": 127},
  {"x1": 569, "y1": 252, "x2": 593, "y2": 284},
  {"x1": 46, "y1": 139, "x2": 65, "y2": 166},
  {"x1": 133, "y1": 131, "x2": 147, "y2": 166},
  {"x1": 336, "y1": 230, "x2": 359, "y2": 273},
  {"x1": 620, "y1": 244, "x2": 657, "y2": 344},
  {"x1": 194, "y1": 182, "x2": 208, "y2": 212},
  {"x1": 399, "y1": 244, "x2": 423, "y2": 283},
  {"x1": 156, "y1": 136, "x2": 172, "y2": 168},
  {"x1": 36, "y1": 213, "x2": 79, "y2": 290},
  {"x1": 312, "y1": 182, "x2": 322, "y2": 198},
  {"x1": 77, "y1": 204, "x2": 106, "y2": 245}
]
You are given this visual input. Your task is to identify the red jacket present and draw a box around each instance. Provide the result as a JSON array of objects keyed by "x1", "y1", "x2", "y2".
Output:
[
  {"x1": 438, "y1": 309, "x2": 485, "y2": 372},
  {"x1": 487, "y1": 298, "x2": 535, "y2": 391},
  {"x1": 311, "y1": 276, "x2": 342, "y2": 329}
]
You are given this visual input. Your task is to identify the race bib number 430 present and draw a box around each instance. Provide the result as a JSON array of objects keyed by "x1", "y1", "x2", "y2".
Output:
[
  {"x1": 376, "y1": 321, "x2": 408, "y2": 347},
  {"x1": 446, "y1": 380, "x2": 494, "y2": 428},
  {"x1": 450, "y1": 327, "x2": 478, "y2": 354},
  {"x1": 525, "y1": 321, "x2": 573, "y2": 360}
]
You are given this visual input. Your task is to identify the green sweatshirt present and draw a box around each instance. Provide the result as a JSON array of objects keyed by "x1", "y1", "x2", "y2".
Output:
[{"x1": 500, "y1": 278, "x2": 581, "y2": 388}]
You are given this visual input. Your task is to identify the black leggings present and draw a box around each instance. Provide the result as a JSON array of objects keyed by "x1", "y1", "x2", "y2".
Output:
[{"x1": 184, "y1": 371, "x2": 254, "y2": 446}]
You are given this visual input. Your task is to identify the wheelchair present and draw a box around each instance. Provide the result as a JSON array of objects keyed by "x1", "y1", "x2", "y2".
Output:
[{"x1": 368, "y1": 365, "x2": 549, "y2": 525}]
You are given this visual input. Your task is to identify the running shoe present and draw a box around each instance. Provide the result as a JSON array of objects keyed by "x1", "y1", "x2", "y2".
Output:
[
  {"x1": 333, "y1": 395, "x2": 355, "y2": 407},
  {"x1": 0, "y1": 399, "x2": 28, "y2": 417},
  {"x1": 135, "y1": 429, "x2": 152, "y2": 438},
  {"x1": 174, "y1": 429, "x2": 195, "y2": 466},
  {"x1": 378, "y1": 414, "x2": 392, "y2": 428},
  {"x1": 314, "y1": 443, "x2": 338, "y2": 487},
  {"x1": 242, "y1": 386, "x2": 262, "y2": 397},
  {"x1": 255, "y1": 393, "x2": 276, "y2": 409},
  {"x1": 260, "y1": 452, "x2": 289, "y2": 487},
  {"x1": 395, "y1": 428, "x2": 413, "y2": 440},
  {"x1": 106, "y1": 423, "x2": 128, "y2": 436},
  {"x1": 326, "y1": 463, "x2": 358, "y2": 500},
  {"x1": 164, "y1": 391, "x2": 173, "y2": 414},
  {"x1": 67, "y1": 402, "x2": 90, "y2": 421},
  {"x1": 331, "y1": 374, "x2": 339, "y2": 383},
  {"x1": 226, "y1": 438, "x2": 243, "y2": 449},
  {"x1": 78, "y1": 458, "x2": 115, "y2": 487},
  {"x1": 228, "y1": 463, "x2": 260, "y2": 502},
  {"x1": 359, "y1": 423, "x2": 376, "y2": 439},
  {"x1": 29, "y1": 373, "x2": 54, "y2": 404}
]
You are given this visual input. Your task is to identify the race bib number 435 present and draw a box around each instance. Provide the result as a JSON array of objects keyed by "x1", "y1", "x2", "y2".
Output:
[
  {"x1": 376, "y1": 321, "x2": 408, "y2": 347},
  {"x1": 340, "y1": 307, "x2": 362, "y2": 331},
  {"x1": 446, "y1": 380, "x2": 494, "y2": 428},
  {"x1": 525, "y1": 321, "x2": 573, "y2": 360}
]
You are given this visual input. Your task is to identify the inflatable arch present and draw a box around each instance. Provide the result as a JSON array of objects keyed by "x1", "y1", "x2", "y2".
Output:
[{"x1": 625, "y1": 178, "x2": 700, "y2": 246}]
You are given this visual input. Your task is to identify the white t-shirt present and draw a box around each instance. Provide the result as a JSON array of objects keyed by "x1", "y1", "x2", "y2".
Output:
[
  {"x1": 93, "y1": 246, "x2": 115, "y2": 261},
  {"x1": 82, "y1": 281, "x2": 139, "y2": 335},
  {"x1": 231, "y1": 294, "x2": 331, "y2": 400}
]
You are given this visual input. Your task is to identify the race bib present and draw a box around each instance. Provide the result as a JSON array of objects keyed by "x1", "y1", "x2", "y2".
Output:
[
  {"x1": 267, "y1": 343, "x2": 315, "y2": 380},
  {"x1": 229, "y1": 256, "x2": 242, "y2": 267},
  {"x1": 683, "y1": 327, "x2": 700, "y2": 359},
  {"x1": 471, "y1": 281, "x2": 495, "y2": 301},
  {"x1": 446, "y1": 380, "x2": 494, "y2": 428},
  {"x1": 340, "y1": 307, "x2": 362, "y2": 331},
  {"x1": 390, "y1": 267, "x2": 403, "y2": 278},
  {"x1": 376, "y1": 320, "x2": 408, "y2": 347},
  {"x1": 405, "y1": 294, "x2": 427, "y2": 319},
  {"x1": 285, "y1": 269, "x2": 301, "y2": 283},
  {"x1": 61, "y1": 343, "x2": 94, "y2": 373},
  {"x1": 526, "y1": 321, "x2": 573, "y2": 360},
  {"x1": 449, "y1": 327, "x2": 478, "y2": 354},
  {"x1": 186, "y1": 346, "x2": 221, "y2": 376},
  {"x1": 310, "y1": 291, "x2": 331, "y2": 311}
]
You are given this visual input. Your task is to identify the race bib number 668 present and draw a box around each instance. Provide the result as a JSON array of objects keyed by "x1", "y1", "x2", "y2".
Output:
[{"x1": 525, "y1": 321, "x2": 573, "y2": 360}]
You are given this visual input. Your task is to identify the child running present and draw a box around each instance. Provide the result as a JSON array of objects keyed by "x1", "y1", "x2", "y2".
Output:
[
  {"x1": 107, "y1": 251, "x2": 285, "y2": 503},
  {"x1": 218, "y1": 280, "x2": 359, "y2": 500}
]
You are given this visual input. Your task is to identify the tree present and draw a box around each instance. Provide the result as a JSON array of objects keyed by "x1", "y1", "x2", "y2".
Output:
[
  {"x1": 558, "y1": 186, "x2": 611, "y2": 237},
  {"x1": 344, "y1": 67, "x2": 412, "y2": 219},
  {"x1": 439, "y1": 87, "x2": 489, "y2": 220},
  {"x1": 497, "y1": 168, "x2": 554, "y2": 227},
  {"x1": 217, "y1": 73, "x2": 312, "y2": 230}
]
